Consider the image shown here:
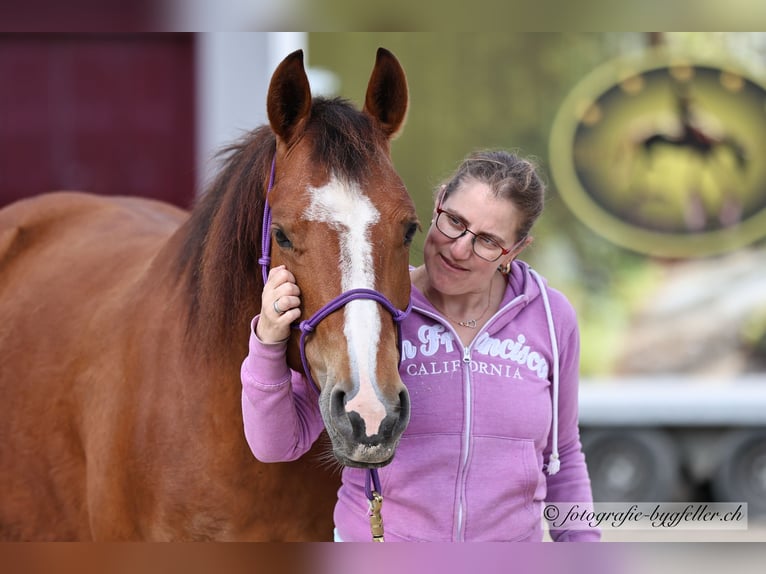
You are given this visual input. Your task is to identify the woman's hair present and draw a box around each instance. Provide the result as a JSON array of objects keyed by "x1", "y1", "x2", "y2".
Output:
[{"x1": 439, "y1": 149, "x2": 545, "y2": 242}]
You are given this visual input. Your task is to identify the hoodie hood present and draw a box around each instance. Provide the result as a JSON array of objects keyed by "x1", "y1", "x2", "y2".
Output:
[{"x1": 410, "y1": 260, "x2": 541, "y2": 334}]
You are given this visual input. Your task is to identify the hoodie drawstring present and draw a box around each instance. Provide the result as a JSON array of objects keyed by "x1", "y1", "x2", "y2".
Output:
[{"x1": 531, "y1": 270, "x2": 561, "y2": 476}]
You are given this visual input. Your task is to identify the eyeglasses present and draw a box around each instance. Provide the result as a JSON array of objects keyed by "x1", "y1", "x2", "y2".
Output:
[{"x1": 435, "y1": 206, "x2": 523, "y2": 262}]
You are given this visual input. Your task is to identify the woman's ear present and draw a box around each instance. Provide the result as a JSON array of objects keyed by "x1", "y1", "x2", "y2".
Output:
[
  {"x1": 519, "y1": 235, "x2": 534, "y2": 252},
  {"x1": 511, "y1": 235, "x2": 534, "y2": 257},
  {"x1": 513, "y1": 236, "x2": 534, "y2": 259},
  {"x1": 499, "y1": 236, "x2": 534, "y2": 273}
]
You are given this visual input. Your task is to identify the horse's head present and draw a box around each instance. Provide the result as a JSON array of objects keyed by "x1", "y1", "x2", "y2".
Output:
[{"x1": 265, "y1": 48, "x2": 418, "y2": 468}]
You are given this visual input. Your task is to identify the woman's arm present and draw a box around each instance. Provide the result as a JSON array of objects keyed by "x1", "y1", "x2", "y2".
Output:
[
  {"x1": 241, "y1": 316, "x2": 325, "y2": 462},
  {"x1": 240, "y1": 265, "x2": 325, "y2": 462}
]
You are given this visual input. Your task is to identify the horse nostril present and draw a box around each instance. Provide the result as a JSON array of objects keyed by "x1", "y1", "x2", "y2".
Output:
[
  {"x1": 330, "y1": 387, "x2": 346, "y2": 418},
  {"x1": 397, "y1": 389, "x2": 409, "y2": 411},
  {"x1": 396, "y1": 389, "x2": 411, "y2": 429}
]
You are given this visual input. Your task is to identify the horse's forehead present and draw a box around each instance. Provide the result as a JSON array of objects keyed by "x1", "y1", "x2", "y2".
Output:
[{"x1": 304, "y1": 175, "x2": 379, "y2": 227}]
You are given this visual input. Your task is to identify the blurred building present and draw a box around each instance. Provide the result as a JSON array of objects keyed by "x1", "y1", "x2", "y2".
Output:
[{"x1": 0, "y1": 32, "x2": 307, "y2": 209}]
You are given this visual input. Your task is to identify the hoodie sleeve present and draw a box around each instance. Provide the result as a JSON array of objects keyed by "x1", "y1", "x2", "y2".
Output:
[
  {"x1": 240, "y1": 315, "x2": 325, "y2": 462},
  {"x1": 542, "y1": 291, "x2": 601, "y2": 542}
]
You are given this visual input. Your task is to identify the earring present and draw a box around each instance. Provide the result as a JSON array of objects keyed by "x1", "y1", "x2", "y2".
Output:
[{"x1": 497, "y1": 261, "x2": 512, "y2": 274}]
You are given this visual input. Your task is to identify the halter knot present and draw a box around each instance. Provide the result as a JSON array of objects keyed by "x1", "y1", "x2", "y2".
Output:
[
  {"x1": 257, "y1": 255, "x2": 271, "y2": 268},
  {"x1": 298, "y1": 320, "x2": 314, "y2": 334}
]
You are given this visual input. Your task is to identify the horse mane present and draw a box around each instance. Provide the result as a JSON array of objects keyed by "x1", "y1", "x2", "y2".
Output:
[{"x1": 177, "y1": 97, "x2": 386, "y2": 356}]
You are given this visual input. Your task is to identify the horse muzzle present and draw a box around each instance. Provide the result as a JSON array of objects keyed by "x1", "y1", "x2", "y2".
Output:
[{"x1": 322, "y1": 384, "x2": 410, "y2": 468}]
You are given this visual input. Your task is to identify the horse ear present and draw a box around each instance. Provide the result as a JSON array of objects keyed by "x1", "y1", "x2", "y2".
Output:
[
  {"x1": 267, "y1": 49, "x2": 312, "y2": 147},
  {"x1": 363, "y1": 47, "x2": 409, "y2": 139}
]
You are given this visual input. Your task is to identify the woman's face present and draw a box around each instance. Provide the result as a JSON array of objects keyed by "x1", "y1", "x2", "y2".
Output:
[{"x1": 423, "y1": 180, "x2": 525, "y2": 296}]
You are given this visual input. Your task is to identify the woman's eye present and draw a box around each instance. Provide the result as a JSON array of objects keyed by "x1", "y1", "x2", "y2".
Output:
[
  {"x1": 477, "y1": 235, "x2": 498, "y2": 247},
  {"x1": 404, "y1": 222, "x2": 418, "y2": 246},
  {"x1": 274, "y1": 228, "x2": 292, "y2": 249},
  {"x1": 447, "y1": 215, "x2": 463, "y2": 228}
]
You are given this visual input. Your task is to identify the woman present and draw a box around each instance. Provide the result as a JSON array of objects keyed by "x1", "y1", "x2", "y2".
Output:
[{"x1": 241, "y1": 150, "x2": 600, "y2": 541}]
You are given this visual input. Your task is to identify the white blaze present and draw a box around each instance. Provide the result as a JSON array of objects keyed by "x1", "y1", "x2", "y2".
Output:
[{"x1": 305, "y1": 175, "x2": 385, "y2": 436}]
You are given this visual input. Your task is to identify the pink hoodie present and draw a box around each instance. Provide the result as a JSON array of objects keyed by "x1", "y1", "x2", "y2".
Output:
[{"x1": 241, "y1": 261, "x2": 600, "y2": 541}]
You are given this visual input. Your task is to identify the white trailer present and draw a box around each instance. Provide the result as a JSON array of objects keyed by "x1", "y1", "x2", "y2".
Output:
[{"x1": 578, "y1": 375, "x2": 766, "y2": 517}]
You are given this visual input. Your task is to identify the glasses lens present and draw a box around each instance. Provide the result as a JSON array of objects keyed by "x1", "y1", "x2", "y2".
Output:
[
  {"x1": 473, "y1": 239, "x2": 503, "y2": 261},
  {"x1": 436, "y1": 211, "x2": 465, "y2": 238},
  {"x1": 436, "y1": 211, "x2": 504, "y2": 261}
]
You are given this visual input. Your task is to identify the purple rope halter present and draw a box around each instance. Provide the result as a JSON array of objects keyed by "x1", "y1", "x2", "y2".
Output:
[
  {"x1": 258, "y1": 155, "x2": 411, "y2": 506},
  {"x1": 258, "y1": 157, "x2": 277, "y2": 286}
]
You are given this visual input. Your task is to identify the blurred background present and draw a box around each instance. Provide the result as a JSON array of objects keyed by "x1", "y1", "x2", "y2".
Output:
[
  {"x1": 1, "y1": 32, "x2": 764, "y2": 539},
  {"x1": 309, "y1": 33, "x2": 766, "y2": 537}
]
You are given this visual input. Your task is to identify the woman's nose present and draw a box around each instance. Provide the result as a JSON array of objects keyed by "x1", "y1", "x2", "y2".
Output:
[{"x1": 449, "y1": 232, "x2": 474, "y2": 259}]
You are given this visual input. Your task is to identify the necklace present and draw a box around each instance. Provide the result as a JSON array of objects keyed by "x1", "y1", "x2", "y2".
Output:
[{"x1": 432, "y1": 279, "x2": 494, "y2": 329}]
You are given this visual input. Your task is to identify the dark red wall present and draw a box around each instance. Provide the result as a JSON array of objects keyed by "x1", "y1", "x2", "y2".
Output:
[{"x1": 0, "y1": 34, "x2": 196, "y2": 209}]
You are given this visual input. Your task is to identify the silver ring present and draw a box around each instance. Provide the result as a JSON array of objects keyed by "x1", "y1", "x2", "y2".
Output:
[{"x1": 273, "y1": 298, "x2": 284, "y2": 315}]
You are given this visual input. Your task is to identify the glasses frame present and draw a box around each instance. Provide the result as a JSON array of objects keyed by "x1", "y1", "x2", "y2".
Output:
[{"x1": 434, "y1": 203, "x2": 525, "y2": 262}]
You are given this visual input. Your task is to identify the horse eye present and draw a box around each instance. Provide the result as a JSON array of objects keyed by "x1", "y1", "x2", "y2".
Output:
[
  {"x1": 404, "y1": 222, "x2": 418, "y2": 247},
  {"x1": 274, "y1": 228, "x2": 292, "y2": 249}
]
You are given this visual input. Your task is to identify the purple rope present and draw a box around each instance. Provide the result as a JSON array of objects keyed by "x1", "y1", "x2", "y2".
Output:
[
  {"x1": 298, "y1": 289, "x2": 412, "y2": 395},
  {"x1": 258, "y1": 156, "x2": 277, "y2": 285},
  {"x1": 365, "y1": 468, "x2": 382, "y2": 499},
  {"x1": 300, "y1": 288, "x2": 411, "y2": 331}
]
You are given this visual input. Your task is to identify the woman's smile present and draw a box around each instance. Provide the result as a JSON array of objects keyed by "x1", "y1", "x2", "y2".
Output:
[{"x1": 438, "y1": 252, "x2": 470, "y2": 273}]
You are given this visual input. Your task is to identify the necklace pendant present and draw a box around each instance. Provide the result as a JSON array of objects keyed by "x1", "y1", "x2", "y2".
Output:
[{"x1": 458, "y1": 319, "x2": 477, "y2": 328}]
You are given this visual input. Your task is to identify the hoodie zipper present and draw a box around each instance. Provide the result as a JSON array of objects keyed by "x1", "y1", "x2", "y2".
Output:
[
  {"x1": 455, "y1": 344, "x2": 472, "y2": 541},
  {"x1": 412, "y1": 294, "x2": 529, "y2": 541}
]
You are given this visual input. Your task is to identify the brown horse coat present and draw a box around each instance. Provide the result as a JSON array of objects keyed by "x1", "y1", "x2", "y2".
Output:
[
  {"x1": 0, "y1": 48, "x2": 413, "y2": 541},
  {"x1": 0, "y1": 191, "x2": 339, "y2": 540}
]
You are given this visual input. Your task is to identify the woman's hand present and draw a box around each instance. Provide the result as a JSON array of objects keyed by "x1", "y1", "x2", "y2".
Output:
[{"x1": 256, "y1": 265, "x2": 302, "y2": 344}]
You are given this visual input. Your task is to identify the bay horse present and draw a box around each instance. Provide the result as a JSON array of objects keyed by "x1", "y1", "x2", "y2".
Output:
[{"x1": 0, "y1": 48, "x2": 418, "y2": 540}]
